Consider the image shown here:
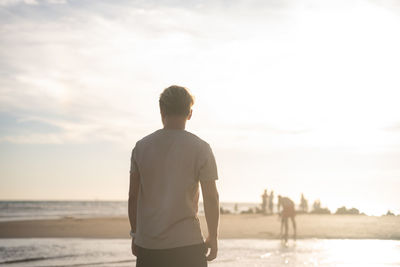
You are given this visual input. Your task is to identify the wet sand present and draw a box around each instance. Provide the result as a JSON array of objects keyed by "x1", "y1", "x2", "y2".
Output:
[{"x1": 0, "y1": 214, "x2": 399, "y2": 239}]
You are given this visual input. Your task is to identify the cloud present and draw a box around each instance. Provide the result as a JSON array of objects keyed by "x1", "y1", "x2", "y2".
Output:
[
  {"x1": 0, "y1": 0, "x2": 67, "y2": 6},
  {"x1": 1, "y1": 0, "x2": 400, "y2": 146},
  {"x1": 0, "y1": 1, "x2": 158, "y2": 144},
  {"x1": 0, "y1": 0, "x2": 37, "y2": 6},
  {"x1": 0, "y1": 0, "x2": 284, "y2": 144}
]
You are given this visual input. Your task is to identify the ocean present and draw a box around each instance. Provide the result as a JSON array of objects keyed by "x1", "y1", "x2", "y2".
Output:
[
  {"x1": 1, "y1": 239, "x2": 399, "y2": 266},
  {"x1": 0, "y1": 201, "x2": 259, "y2": 222}
]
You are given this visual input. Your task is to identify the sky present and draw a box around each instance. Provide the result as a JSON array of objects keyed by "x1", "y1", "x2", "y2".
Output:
[{"x1": 1, "y1": 0, "x2": 400, "y2": 215}]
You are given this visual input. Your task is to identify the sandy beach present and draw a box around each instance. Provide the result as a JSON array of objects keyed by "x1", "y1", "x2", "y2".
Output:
[{"x1": 0, "y1": 214, "x2": 399, "y2": 240}]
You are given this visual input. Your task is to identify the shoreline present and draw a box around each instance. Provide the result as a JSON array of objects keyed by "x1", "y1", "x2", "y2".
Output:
[{"x1": 0, "y1": 214, "x2": 399, "y2": 240}]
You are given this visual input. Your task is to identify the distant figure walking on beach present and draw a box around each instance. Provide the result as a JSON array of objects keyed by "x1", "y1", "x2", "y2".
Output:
[
  {"x1": 269, "y1": 190, "x2": 274, "y2": 214},
  {"x1": 278, "y1": 195, "x2": 297, "y2": 243},
  {"x1": 261, "y1": 189, "x2": 268, "y2": 214},
  {"x1": 128, "y1": 85, "x2": 220, "y2": 267}
]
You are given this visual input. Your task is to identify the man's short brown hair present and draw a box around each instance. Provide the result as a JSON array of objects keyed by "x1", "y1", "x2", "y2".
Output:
[{"x1": 159, "y1": 85, "x2": 194, "y2": 116}]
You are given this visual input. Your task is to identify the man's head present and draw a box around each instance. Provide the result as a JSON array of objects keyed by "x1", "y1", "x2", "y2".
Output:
[{"x1": 159, "y1": 85, "x2": 194, "y2": 128}]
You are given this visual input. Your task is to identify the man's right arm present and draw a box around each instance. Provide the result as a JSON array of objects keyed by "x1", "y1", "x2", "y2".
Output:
[
  {"x1": 128, "y1": 152, "x2": 140, "y2": 256},
  {"x1": 200, "y1": 180, "x2": 219, "y2": 261}
]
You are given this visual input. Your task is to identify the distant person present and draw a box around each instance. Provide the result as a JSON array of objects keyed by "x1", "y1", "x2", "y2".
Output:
[
  {"x1": 128, "y1": 85, "x2": 220, "y2": 267},
  {"x1": 261, "y1": 189, "x2": 268, "y2": 214},
  {"x1": 234, "y1": 203, "x2": 239, "y2": 214},
  {"x1": 300, "y1": 193, "x2": 308, "y2": 213},
  {"x1": 269, "y1": 190, "x2": 274, "y2": 214},
  {"x1": 278, "y1": 195, "x2": 297, "y2": 243}
]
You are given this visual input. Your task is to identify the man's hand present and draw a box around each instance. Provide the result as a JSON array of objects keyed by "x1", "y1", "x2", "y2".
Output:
[
  {"x1": 131, "y1": 239, "x2": 137, "y2": 256},
  {"x1": 205, "y1": 236, "x2": 218, "y2": 261}
]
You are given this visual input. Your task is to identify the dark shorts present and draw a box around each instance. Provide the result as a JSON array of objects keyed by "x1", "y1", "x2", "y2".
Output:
[{"x1": 136, "y1": 243, "x2": 207, "y2": 267}]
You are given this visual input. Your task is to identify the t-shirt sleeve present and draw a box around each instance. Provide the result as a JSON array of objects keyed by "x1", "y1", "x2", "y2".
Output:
[{"x1": 197, "y1": 143, "x2": 218, "y2": 182}]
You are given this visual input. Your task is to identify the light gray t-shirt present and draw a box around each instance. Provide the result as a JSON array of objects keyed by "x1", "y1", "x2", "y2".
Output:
[{"x1": 130, "y1": 129, "x2": 218, "y2": 249}]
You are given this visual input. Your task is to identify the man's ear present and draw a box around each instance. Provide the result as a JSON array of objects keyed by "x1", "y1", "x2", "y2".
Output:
[{"x1": 187, "y1": 109, "x2": 193, "y2": 120}]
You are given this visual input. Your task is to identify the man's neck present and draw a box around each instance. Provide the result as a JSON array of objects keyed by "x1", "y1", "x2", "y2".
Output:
[
  {"x1": 163, "y1": 117, "x2": 186, "y2": 130},
  {"x1": 163, "y1": 125, "x2": 185, "y2": 130}
]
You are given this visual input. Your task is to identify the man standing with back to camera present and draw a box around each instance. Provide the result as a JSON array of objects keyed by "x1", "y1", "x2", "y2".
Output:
[{"x1": 128, "y1": 85, "x2": 220, "y2": 267}]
